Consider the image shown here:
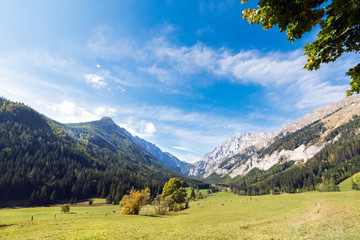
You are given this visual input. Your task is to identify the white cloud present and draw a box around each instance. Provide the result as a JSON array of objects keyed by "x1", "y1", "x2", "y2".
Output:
[
  {"x1": 118, "y1": 118, "x2": 157, "y2": 139},
  {"x1": 144, "y1": 121, "x2": 156, "y2": 136},
  {"x1": 93, "y1": 107, "x2": 106, "y2": 116},
  {"x1": 57, "y1": 100, "x2": 76, "y2": 115},
  {"x1": 85, "y1": 74, "x2": 107, "y2": 89}
]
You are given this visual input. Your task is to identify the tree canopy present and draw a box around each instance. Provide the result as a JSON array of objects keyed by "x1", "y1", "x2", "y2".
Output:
[
  {"x1": 161, "y1": 178, "x2": 187, "y2": 204},
  {"x1": 242, "y1": 0, "x2": 360, "y2": 95}
]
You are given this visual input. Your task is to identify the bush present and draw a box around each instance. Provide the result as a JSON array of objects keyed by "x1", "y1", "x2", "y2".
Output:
[
  {"x1": 61, "y1": 204, "x2": 70, "y2": 213},
  {"x1": 172, "y1": 203, "x2": 182, "y2": 212},
  {"x1": 316, "y1": 179, "x2": 339, "y2": 192},
  {"x1": 196, "y1": 189, "x2": 203, "y2": 199},
  {"x1": 120, "y1": 188, "x2": 150, "y2": 215},
  {"x1": 153, "y1": 195, "x2": 168, "y2": 215}
]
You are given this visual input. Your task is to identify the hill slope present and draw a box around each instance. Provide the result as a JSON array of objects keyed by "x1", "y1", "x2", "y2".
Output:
[
  {"x1": 58, "y1": 117, "x2": 192, "y2": 175},
  {"x1": 0, "y1": 98, "x2": 188, "y2": 204}
]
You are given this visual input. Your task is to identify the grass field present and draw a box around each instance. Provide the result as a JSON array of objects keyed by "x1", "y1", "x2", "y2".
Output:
[{"x1": 1, "y1": 190, "x2": 360, "y2": 240}]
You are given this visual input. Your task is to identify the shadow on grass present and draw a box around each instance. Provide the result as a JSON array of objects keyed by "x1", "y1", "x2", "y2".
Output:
[
  {"x1": 0, "y1": 224, "x2": 15, "y2": 228},
  {"x1": 141, "y1": 214, "x2": 161, "y2": 218}
]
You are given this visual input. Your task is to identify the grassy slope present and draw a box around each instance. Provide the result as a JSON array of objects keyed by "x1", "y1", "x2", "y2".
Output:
[
  {"x1": 338, "y1": 177, "x2": 353, "y2": 191},
  {"x1": 1, "y1": 191, "x2": 360, "y2": 239}
]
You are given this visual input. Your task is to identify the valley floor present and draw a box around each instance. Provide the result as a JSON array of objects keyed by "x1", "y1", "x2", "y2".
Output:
[{"x1": 1, "y1": 191, "x2": 360, "y2": 239}]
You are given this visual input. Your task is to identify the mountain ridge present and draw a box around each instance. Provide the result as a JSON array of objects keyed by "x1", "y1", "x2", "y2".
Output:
[
  {"x1": 190, "y1": 95, "x2": 360, "y2": 179},
  {"x1": 65, "y1": 116, "x2": 193, "y2": 175}
]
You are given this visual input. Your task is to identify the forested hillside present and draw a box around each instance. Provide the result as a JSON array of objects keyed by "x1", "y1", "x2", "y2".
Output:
[
  {"x1": 0, "y1": 98, "x2": 193, "y2": 205},
  {"x1": 229, "y1": 116, "x2": 360, "y2": 195}
]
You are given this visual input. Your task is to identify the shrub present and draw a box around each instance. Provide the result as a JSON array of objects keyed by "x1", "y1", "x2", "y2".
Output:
[
  {"x1": 61, "y1": 204, "x2": 70, "y2": 213},
  {"x1": 120, "y1": 188, "x2": 150, "y2": 215},
  {"x1": 196, "y1": 189, "x2": 203, "y2": 199},
  {"x1": 153, "y1": 195, "x2": 168, "y2": 215},
  {"x1": 316, "y1": 179, "x2": 339, "y2": 192}
]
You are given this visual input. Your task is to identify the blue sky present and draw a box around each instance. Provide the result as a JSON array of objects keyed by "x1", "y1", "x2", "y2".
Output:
[{"x1": 0, "y1": 0, "x2": 357, "y2": 163}]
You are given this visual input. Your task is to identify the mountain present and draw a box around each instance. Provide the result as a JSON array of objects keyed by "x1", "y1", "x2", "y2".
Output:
[
  {"x1": 190, "y1": 95, "x2": 360, "y2": 180},
  {"x1": 189, "y1": 132, "x2": 279, "y2": 177},
  {"x1": 229, "y1": 114, "x2": 360, "y2": 195},
  {"x1": 130, "y1": 136, "x2": 193, "y2": 176},
  {"x1": 59, "y1": 116, "x2": 192, "y2": 175},
  {"x1": 0, "y1": 97, "x2": 198, "y2": 205}
]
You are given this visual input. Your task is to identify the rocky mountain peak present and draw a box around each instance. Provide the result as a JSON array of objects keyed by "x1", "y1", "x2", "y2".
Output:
[{"x1": 190, "y1": 95, "x2": 360, "y2": 178}]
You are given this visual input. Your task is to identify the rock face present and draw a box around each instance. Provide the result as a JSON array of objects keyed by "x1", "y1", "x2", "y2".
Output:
[
  {"x1": 190, "y1": 95, "x2": 360, "y2": 178},
  {"x1": 188, "y1": 132, "x2": 279, "y2": 177}
]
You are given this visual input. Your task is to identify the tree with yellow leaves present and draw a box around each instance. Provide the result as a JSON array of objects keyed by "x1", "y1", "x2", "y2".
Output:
[{"x1": 119, "y1": 188, "x2": 150, "y2": 215}]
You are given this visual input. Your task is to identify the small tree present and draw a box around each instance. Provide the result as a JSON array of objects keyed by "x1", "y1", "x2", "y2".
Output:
[
  {"x1": 120, "y1": 188, "x2": 150, "y2": 215},
  {"x1": 61, "y1": 204, "x2": 70, "y2": 213},
  {"x1": 161, "y1": 178, "x2": 187, "y2": 204}
]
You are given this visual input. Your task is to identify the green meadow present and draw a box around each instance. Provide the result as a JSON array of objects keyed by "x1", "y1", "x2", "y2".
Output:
[{"x1": 1, "y1": 189, "x2": 360, "y2": 240}]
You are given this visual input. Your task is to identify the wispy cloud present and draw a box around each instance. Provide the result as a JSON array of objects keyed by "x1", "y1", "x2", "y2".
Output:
[
  {"x1": 87, "y1": 29, "x2": 353, "y2": 112},
  {"x1": 196, "y1": 26, "x2": 214, "y2": 36},
  {"x1": 85, "y1": 73, "x2": 107, "y2": 89},
  {"x1": 172, "y1": 146, "x2": 198, "y2": 153}
]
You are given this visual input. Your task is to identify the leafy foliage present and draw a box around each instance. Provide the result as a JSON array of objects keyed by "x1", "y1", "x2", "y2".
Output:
[
  {"x1": 195, "y1": 189, "x2": 204, "y2": 199},
  {"x1": 161, "y1": 178, "x2": 187, "y2": 204},
  {"x1": 119, "y1": 188, "x2": 150, "y2": 215},
  {"x1": 60, "y1": 204, "x2": 70, "y2": 213},
  {"x1": 316, "y1": 179, "x2": 339, "y2": 192},
  {"x1": 153, "y1": 195, "x2": 169, "y2": 215},
  {"x1": 242, "y1": 0, "x2": 360, "y2": 95}
]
